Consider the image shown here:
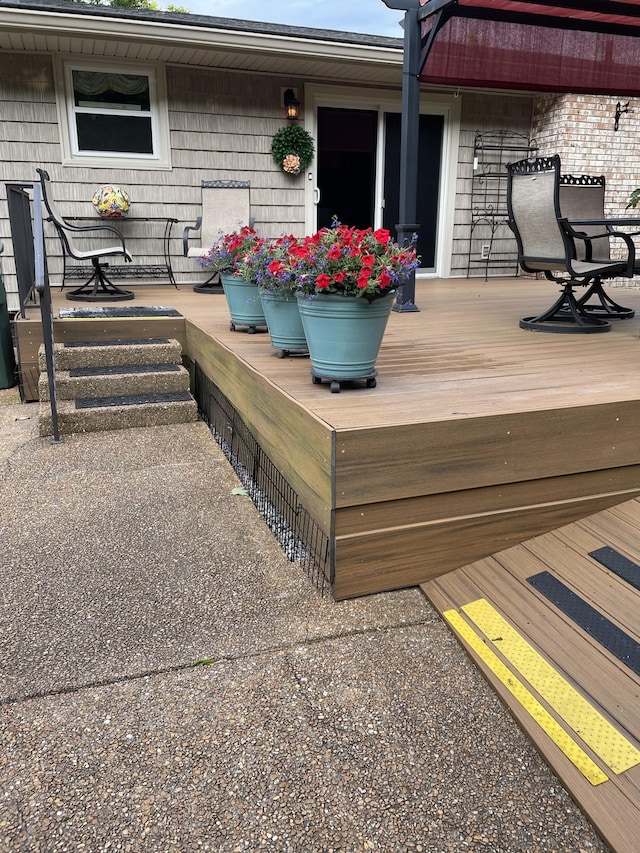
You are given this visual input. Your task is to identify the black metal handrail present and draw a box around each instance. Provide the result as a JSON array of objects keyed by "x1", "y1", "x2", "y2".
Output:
[
  {"x1": 6, "y1": 180, "x2": 61, "y2": 441},
  {"x1": 33, "y1": 181, "x2": 61, "y2": 442}
]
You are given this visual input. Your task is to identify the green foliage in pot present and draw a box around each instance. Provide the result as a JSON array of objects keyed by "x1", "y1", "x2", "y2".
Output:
[{"x1": 271, "y1": 125, "x2": 315, "y2": 175}]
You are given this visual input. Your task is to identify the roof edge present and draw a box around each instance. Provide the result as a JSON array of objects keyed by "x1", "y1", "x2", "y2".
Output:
[{"x1": 0, "y1": 0, "x2": 404, "y2": 48}]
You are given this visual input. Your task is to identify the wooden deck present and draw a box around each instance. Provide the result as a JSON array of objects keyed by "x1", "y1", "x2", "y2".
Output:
[
  {"x1": 15, "y1": 276, "x2": 640, "y2": 598},
  {"x1": 424, "y1": 496, "x2": 640, "y2": 853}
]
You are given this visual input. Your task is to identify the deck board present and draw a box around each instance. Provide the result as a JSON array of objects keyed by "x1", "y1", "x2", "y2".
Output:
[{"x1": 423, "y1": 496, "x2": 640, "y2": 853}]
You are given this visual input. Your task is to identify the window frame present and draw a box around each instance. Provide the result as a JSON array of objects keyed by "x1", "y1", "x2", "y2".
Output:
[{"x1": 55, "y1": 56, "x2": 171, "y2": 170}]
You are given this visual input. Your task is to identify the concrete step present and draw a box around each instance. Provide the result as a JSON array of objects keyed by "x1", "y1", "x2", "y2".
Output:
[
  {"x1": 37, "y1": 336, "x2": 198, "y2": 436},
  {"x1": 39, "y1": 338, "x2": 183, "y2": 372},
  {"x1": 38, "y1": 392, "x2": 198, "y2": 437},
  {"x1": 39, "y1": 362, "x2": 191, "y2": 402}
]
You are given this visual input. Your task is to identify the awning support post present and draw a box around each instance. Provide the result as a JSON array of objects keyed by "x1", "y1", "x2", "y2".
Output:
[{"x1": 392, "y1": 2, "x2": 422, "y2": 312}]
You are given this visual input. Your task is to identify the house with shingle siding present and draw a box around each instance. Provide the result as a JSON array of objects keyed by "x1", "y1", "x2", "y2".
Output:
[{"x1": 0, "y1": 0, "x2": 638, "y2": 312}]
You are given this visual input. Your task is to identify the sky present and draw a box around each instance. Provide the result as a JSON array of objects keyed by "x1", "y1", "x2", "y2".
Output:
[{"x1": 178, "y1": 1, "x2": 405, "y2": 38}]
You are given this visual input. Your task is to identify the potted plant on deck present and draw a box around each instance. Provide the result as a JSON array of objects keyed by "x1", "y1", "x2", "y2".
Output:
[
  {"x1": 238, "y1": 233, "x2": 309, "y2": 356},
  {"x1": 293, "y1": 221, "x2": 420, "y2": 390},
  {"x1": 199, "y1": 226, "x2": 267, "y2": 332}
]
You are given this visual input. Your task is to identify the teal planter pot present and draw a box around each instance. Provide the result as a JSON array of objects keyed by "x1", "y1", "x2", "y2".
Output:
[
  {"x1": 220, "y1": 273, "x2": 266, "y2": 332},
  {"x1": 260, "y1": 290, "x2": 308, "y2": 356},
  {"x1": 296, "y1": 292, "x2": 395, "y2": 389}
]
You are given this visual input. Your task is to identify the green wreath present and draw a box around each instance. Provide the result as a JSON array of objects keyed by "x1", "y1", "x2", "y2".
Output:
[{"x1": 271, "y1": 125, "x2": 315, "y2": 175}]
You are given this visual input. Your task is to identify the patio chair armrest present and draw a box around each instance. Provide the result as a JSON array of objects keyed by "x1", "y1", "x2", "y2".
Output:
[
  {"x1": 561, "y1": 219, "x2": 636, "y2": 272},
  {"x1": 183, "y1": 217, "x2": 202, "y2": 256},
  {"x1": 46, "y1": 216, "x2": 128, "y2": 250},
  {"x1": 562, "y1": 220, "x2": 615, "y2": 242},
  {"x1": 606, "y1": 228, "x2": 636, "y2": 276}
]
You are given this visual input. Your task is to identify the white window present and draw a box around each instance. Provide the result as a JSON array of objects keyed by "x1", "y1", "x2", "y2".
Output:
[{"x1": 56, "y1": 58, "x2": 171, "y2": 169}]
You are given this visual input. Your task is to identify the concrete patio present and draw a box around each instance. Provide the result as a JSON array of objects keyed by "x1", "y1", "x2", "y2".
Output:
[{"x1": 0, "y1": 388, "x2": 607, "y2": 851}]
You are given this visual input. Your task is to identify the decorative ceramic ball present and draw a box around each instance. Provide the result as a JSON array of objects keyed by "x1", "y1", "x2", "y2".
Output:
[{"x1": 91, "y1": 185, "x2": 131, "y2": 217}]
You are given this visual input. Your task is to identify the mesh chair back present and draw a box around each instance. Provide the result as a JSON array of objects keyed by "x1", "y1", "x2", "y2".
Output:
[
  {"x1": 507, "y1": 156, "x2": 568, "y2": 273},
  {"x1": 559, "y1": 175, "x2": 610, "y2": 262},
  {"x1": 38, "y1": 171, "x2": 83, "y2": 258},
  {"x1": 187, "y1": 180, "x2": 251, "y2": 257}
]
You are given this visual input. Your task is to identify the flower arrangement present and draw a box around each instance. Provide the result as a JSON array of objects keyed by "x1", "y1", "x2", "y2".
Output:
[
  {"x1": 282, "y1": 154, "x2": 301, "y2": 175},
  {"x1": 237, "y1": 233, "x2": 301, "y2": 292},
  {"x1": 198, "y1": 225, "x2": 265, "y2": 275},
  {"x1": 202, "y1": 221, "x2": 420, "y2": 302},
  {"x1": 293, "y1": 221, "x2": 420, "y2": 301},
  {"x1": 271, "y1": 125, "x2": 315, "y2": 175}
]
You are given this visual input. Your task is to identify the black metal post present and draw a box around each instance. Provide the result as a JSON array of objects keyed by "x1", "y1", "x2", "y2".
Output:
[
  {"x1": 33, "y1": 182, "x2": 62, "y2": 444},
  {"x1": 384, "y1": 1, "x2": 422, "y2": 312}
]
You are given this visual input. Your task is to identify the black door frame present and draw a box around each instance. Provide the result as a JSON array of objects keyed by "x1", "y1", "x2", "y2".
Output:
[{"x1": 305, "y1": 85, "x2": 460, "y2": 278}]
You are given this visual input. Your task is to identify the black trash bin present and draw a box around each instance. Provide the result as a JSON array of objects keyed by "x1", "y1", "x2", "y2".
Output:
[{"x1": 0, "y1": 246, "x2": 18, "y2": 389}]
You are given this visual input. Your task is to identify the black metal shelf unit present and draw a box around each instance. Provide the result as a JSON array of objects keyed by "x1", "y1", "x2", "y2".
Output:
[{"x1": 466, "y1": 130, "x2": 537, "y2": 280}]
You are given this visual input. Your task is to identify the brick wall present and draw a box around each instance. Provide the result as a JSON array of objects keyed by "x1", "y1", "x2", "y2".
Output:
[{"x1": 532, "y1": 94, "x2": 640, "y2": 215}]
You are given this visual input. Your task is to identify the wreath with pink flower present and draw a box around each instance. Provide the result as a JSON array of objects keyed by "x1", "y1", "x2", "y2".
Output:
[{"x1": 271, "y1": 125, "x2": 315, "y2": 175}]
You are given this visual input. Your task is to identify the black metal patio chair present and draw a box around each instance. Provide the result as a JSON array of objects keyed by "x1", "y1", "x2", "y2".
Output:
[
  {"x1": 559, "y1": 173, "x2": 635, "y2": 320},
  {"x1": 506, "y1": 155, "x2": 636, "y2": 333},
  {"x1": 37, "y1": 168, "x2": 134, "y2": 302}
]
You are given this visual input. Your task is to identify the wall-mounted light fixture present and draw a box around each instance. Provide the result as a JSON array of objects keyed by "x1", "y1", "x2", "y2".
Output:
[
  {"x1": 615, "y1": 100, "x2": 633, "y2": 131},
  {"x1": 283, "y1": 88, "x2": 300, "y2": 121}
]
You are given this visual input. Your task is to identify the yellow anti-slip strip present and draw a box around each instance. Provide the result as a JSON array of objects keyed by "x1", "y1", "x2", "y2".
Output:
[
  {"x1": 449, "y1": 598, "x2": 640, "y2": 779},
  {"x1": 443, "y1": 608, "x2": 608, "y2": 786},
  {"x1": 462, "y1": 599, "x2": 640, "y2": 775}
]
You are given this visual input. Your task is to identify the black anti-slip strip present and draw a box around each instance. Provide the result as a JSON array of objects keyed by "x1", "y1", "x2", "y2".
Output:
[
  {"x1": 70, "y1": 363, "x2": 181, "y2": 378},
  {"x1": 64, "y1": 338, "x2": 170, "y2": 348},
  {"x1": 527, "y1": 571, "x2": 640, "y2": 676},
  {"x1": 76, "y1": 391, "x2": 192, "y2": 409},
  {"x1": 589, "y1": 546, "x2": 640, "y2": 592}
]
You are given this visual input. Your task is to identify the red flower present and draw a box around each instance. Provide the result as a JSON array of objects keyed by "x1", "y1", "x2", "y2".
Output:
[
  {"x1": 361, "y1": 254, "x2": 375, "y2": 268},
  {"x1": 374, "y1": 228, "x2": 391, "y2": 244},
  {"x1": 378, "y1": 272, "x2": 392, "y2": 289},
  {"x1": 316, "y1": 273, "x2": 332, "y2": 289},
  {"x1": 327, "y1": 245, "x2": 342, "y2": 260},
  {"x1": 290, "y1": 243, "x2": 310, "y2": 259}
]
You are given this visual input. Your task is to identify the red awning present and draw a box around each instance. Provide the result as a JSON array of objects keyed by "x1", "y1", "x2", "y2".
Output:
[{"x1": 418, "y1": 0, "x2": 640, "y2": 94}]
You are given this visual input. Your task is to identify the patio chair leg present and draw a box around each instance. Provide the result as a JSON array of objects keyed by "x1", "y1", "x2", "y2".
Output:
[
  {"x1": 193, "y1": 270, "x2": 223, "y2": 294},
  {"x1": 65, "y1": 260, "x2": 134, "y2": 302},
  {"x1": 520, "y1": 283, "x2": 611, "y2": 333},
  {"x1": 574, "y1": 279, "x2": 635, "y2": 319}
]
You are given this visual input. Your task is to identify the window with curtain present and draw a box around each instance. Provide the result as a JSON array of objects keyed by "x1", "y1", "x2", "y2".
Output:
[
  {"x1": 58, "y1": 60, "x2": 170, "y2": 168},
  {"x1": 72, "y1": 70, "x2": 153, "y2": 154}
]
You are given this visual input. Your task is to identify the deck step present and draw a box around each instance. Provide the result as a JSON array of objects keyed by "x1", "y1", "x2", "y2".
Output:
[
  {"x1": 38, "y1": 337, "x2": 198, "y2": 436},
  {"x1": 40, "y1": 338, "x2": 183, "y2": 371},
  {"x1": 39, "y1": 362, "x2": 190, "y2": 402},
  {"x1": 38, "y1": 393, "x2": 198, "y2": 436}
]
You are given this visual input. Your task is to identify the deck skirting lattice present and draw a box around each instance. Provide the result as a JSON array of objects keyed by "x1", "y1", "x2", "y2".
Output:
[{"x1": 194, "y1": 364, "x2": 332, "y2": 595}]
